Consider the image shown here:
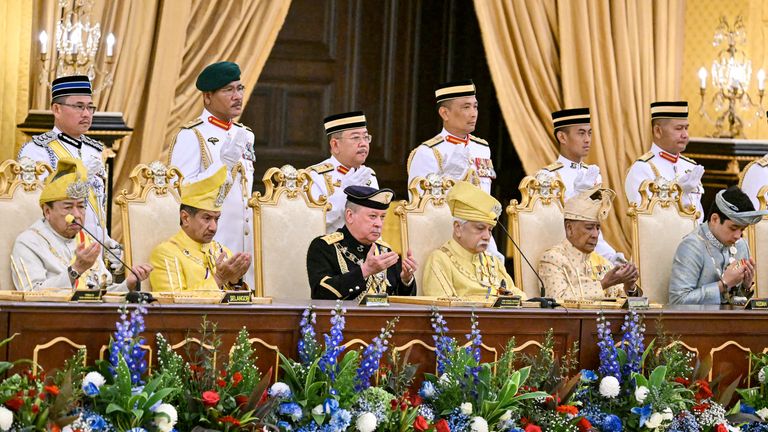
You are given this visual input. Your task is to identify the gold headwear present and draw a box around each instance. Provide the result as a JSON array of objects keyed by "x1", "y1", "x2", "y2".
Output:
[
  {"x1": 39, "y1": 158, "x2": 89, "y2": 205},
  {"x1": 180, "y1": 166, "x2": 229, "y2": 211},
  {"x1": 447, "y1": 181, "x2": 502, "y2": 226},
  {"x1": 564, "y1": 186, "x2": 615, "y2": 222}
]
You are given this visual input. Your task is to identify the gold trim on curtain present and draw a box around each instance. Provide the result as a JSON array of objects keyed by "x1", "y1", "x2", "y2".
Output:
[{"x1": 474, "y1": 0, "x2": 685, "y2": 254}]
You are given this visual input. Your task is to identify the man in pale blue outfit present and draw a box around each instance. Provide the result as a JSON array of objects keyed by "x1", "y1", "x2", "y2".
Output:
[{"x1": 669, "y1": 186, "x2": 767, "y2": 305}]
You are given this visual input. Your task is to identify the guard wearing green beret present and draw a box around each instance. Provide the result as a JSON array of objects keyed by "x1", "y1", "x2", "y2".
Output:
[{"x1": 168, "y1": 61, "x2": 257, "y2": 288}]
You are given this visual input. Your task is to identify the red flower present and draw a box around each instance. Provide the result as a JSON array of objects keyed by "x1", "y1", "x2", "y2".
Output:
[
  {"x1": 32, "y1": 404, "x2": 39, "y2": 414},
  {"x1": 49, "y1": 424, "x2": 61, "y2": 432},
  {"x1": 28, "y1": 388, "x2": 37, "y2": 398},
  {"x1": 693, "y1": 402, "x2": 711, "y2": 413},
  {"x1": 673, "y1": 377, "x2": 691, "y2": 386},
  {"x1": 578, "y1": 417, "x2": 593, "y2": 432},
  {"x1": 525, "y1": 425, "x2": 542, "y2": 432},
  {"x1": 400, "y1": 401, "x2": 408, "y2": 412},
  {"x1": 257, "y1": 388, "x2": 269, "y2": 406},
  {"x1": 235, "y1": 395, "x2": 249, "y2": 407},
  {"x1": 556, "y1": 405, "x2": 579, "y2": 416},
  {"x1": 44, "y1": 385, "x2": 60, "y2": 396},
  {"x1": 202, "y1": 390, "x2": 220, "y2": 407},
  {"x1": 5, "y1": 397, "x2": 23, "y2": 411},
  {"x1": 435, "y1": 419, "x2": 451, "y2": 432},
  {"x1": 390, "y1": 399, "x2": 398, "y2": 410},
  {"x1": 219, "y1": 416, "x2": 241, "y2": 426},
  {"x1": 694, "y1": 380, "x2": 713, "y2": 401},
  {"x1": 715, "y1": 424, "x2": 728, "y2": 432},
  {"x1": 232, "y1": 371, "x2": 243, "y2": 386},
  {"x1": 413, "y1": 415, "x2": 429, "y2": 432},
  {"x1": 220, "y1": 370, "x2": 227, "y2": 377},
  {"x1": 409, "y1": 393, "x2": 423, "y2": 407},
  {"x1": 217, "y1": 379, "x2": 226, "y2": 388}
]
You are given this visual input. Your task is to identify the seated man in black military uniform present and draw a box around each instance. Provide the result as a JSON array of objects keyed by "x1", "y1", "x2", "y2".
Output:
[{"x1": 307, "y1": 186, "x2": 417, "y2": 299}]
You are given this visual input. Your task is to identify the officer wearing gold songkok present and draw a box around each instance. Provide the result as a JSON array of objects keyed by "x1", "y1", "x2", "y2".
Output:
[
  {"x1": 168, "y1": 61, "x2": 256, "y2": 287},
  {"x1": 18, "y1": 75, "x2": 121, "y2": 270},
  {"x1": 538, "y1": 186, "x2": 640, "y2": 300},
  {"x1": 149, "y1": 166, "x2": 252, "y2": 292},
  {"x1": 307, "y1": 111, "x2": 379, "y2": 233},
  {"x1": 625, "y1": 101, "x2": 704, "y2": 222},
  {"x1": 307, "y1": 186, "x2": 416, "y2": 300},
  {"x1": 422, "y1": 181, "x2": 525, "y2": 298},
  {"x1": 11, "y1": 158, "x2": 152, "y2": 291}
]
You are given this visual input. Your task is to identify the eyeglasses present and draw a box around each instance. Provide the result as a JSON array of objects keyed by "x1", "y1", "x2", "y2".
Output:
[
  {"x1": 56, "y1": 103, "x2": 97, "y2": 114},
  {"x1": 218, "y1": 84, "x2": 246, "y2": 96},
  {"x1": 339, "y1": 134, "x2": 373, "y2": 144}
]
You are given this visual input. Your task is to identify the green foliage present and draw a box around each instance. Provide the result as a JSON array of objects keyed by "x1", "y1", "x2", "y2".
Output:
[
  {"x1": 381, "y1": 348, "x2": 418, "y2": 397},
  {"x1": 521, "y1": 329, "x2": 579, "y2": 393}
]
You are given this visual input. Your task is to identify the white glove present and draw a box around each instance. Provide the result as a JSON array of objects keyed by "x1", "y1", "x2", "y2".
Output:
[
  {"x1": 442, "y1": 145, "x2": 472, "y2": 179},
  {"x1": 105, "y1": 238, "x2": 125, "y2": 274},
  {"x1": 219, "y1": 129, "x2": 247, "y2": 169},
  {"x1": 677, "y1": 165, "x2": 704, "y2": 194},
  {"x1": 84, "y1": 155, "x2": 106, "y2": 179},
  {"x1": 573, "y1": 165, "x2": 601, "y2": 193},
  {"x1": 340, "y1": 166, "x2": 373, "y2": 190}
]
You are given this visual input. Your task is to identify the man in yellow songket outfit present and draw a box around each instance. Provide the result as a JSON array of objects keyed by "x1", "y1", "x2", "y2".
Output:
[
  {"x1": 422, "y1": 181, "x2": 525, "y2": 298},
  {"x1": 149, "y1": 166, "x2": 251, "y2": 291},
  {"x1": 11, "y1": 158, "x2": 152, "y2": 291},
  {"x1": 538, "y1": 186, "x2": 640, "y2": 300}
]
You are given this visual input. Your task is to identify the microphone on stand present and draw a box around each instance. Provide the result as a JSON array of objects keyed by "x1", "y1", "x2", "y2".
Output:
[{"x1": 64, "y1": 214, "x2": 154, "y2": 303}]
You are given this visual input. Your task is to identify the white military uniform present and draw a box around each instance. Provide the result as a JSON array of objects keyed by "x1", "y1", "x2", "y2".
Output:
[
  {"x1": 18, "y1": 127, "x2": 111, "y2": 246},
  {"x1": 625, "y1": 143, "x2": 704, "y2": 222},
  {"x1": 537, "y1": 155, "x2": 619, "y2": 261},
  {"x1": 11, "y1": 219, "x2": 127, "y2": 292},
  {"x1": 169, "y1": 109, "x2": 256, "y2": 287},
  {"x1": 741, "y1": 154, "x2": 768, "y2": 210},
  {"x1": 307, "y1": 156, "x2": 379, "y2": 233},
  {"x1": 407, "y1": 128, "x2": 500, "y2": 257}
]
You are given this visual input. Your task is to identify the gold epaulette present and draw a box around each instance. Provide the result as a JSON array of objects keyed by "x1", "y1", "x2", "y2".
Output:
[
  {"x1": 679, "y1": 154, "x2": 698, "y2": 165},
  {"x1": 375, "y1": 238, "x2": 393, "y2": 249},
  {"x1": 422, "y1": 135, "x2": 444, "y2": 148},
  {"x1": 233, "y1": 122, "x2": 253, "y2": 132},
  {"x1": 308, "y1": 162, "x2": 334, "y2": 174},
  {"x1": 469, "y1": 134, "x2": 489, "y2": 146},
  {"x1": 757, "y1": 155, "x2": 768, "y2": 167},
  {"x1": 321, "y1": 232, "x2": 344, "y2": 245},
  {"x1": 543, "y1": 161, "x2": 563, "y2": 172},
  {"x1": 181, "y1": 119, "x2": 204, "y2": 129},
  {"x1": 636, "y1": 151, "x2": 654, "y2": 162}
]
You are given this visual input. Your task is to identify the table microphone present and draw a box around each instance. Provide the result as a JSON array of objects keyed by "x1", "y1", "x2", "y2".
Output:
[{"x1": 64, "y1": 214, "x2": 153, "y2": 303}]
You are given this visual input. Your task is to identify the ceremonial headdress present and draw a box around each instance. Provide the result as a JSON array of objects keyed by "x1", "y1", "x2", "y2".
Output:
[
  {"x1": 196, "y1": 61, "x2": 241, "y2": 92},
  {"x1": 435, "y1": 79, "x2": 476, "y2": 104},
  {"x1": 447, "y1": 181, "x2": 502, "y2": 226},
  {"x1": 344, "y1": 186, "x2": 393, "y2": 210},
  {"x1": 180, "y1": 166, "x2": 229, "y2": 212},
  {"x1": 714, "y1": 189, "x2": 768, "y2": 226},
  {"x1": 552, "y1": 108, "x2": 590, "y2": 130},
  {"x1": 39, "y1": 158, "x2": 89, "y2": 205},
  {"x1": 51, "y1": 75, "x2": 92, "y2": 100},
  {"x1": 650, "y1": 101, "x2": 688, "y2": 120},
  {"x1": 324, "y1": 111, "x2": 367, "y2": 135},
  {"x1": 564, "y1": 186, "x2": 615, "y2": 223}
]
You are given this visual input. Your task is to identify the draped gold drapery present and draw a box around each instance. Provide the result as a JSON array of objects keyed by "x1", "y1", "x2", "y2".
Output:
[
  {"x1": 23, "y1": 0, "x2": 291, "y2": 238},
  {"x1": 475, "y1": 0, "x2": 685, "y2": 253},
  {"x1": 0, "y1": 0, "x2": 33, "y2": 162}
]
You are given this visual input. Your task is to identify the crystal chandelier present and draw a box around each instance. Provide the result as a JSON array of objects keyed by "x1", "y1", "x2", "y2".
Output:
[
  {"x1": 37, "y1": 0, "x2": 116, "y2": 94},
  {"x1": 697, "y1": 16, "x2": 764, "y2": 138}
]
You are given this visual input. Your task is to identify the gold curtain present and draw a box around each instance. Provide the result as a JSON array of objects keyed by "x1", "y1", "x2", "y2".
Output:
[
  {"x1": 474, "y1": 0, "x2": 685, "y2": 253},
  {"x1": 0, "y1": 0, "x2": 32, "y2": 161}
]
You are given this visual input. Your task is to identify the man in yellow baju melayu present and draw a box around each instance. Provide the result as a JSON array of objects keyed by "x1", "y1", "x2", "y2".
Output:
[{"x1": 149, "y1": 166, "x2": 251, "y2": 291}]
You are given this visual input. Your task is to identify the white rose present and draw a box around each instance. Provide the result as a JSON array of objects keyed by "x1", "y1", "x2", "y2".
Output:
[
  {"x1": 0, "y1": 406, "x2": 12, "y2": 431},
  {"x1": 757, "y1": 407, "x2": 768, "y2": 420},
  {"x1": 634, "y1": 386, "x2": 649, "y2": 404},
  {"x1": 645, "y1": 412, "x2": 663, "y2": 429},
  {"x1": 355, "y1": 412, "x2": 377, "y2": 432},
  {"x1": 470, "y1": 416, "x2": 488, "y2": 432},
  {"x1": 499, "y1": 410, "x2": 512, "y2": 422},
  {"x1": 759, "y1": 367, "x2": 767, "y2": 384},
  {"x1": 312, "y1": 405, "x2": 324, "y2": 416},
  {"x1": 269, "y1": 382, "x2": 291, "y2": 398},
  {"x1": 83, "y1": 371, "x2": 106, "y2": 388},
  {"x1": 154, "y1": 403, "x2": 178, "y2": 432},
  {"x1": 726, "y1": 425, "x2": 741, "y2": 432},
  {"x1": 599, "y1": 376, "x2": 620, "y2": 398},
  {"x1": 460, "y1": 402, "x2": 473, "y2": 415},
  {"x1": 661, "y1": 407, "x2": 673, "y2": 421},
  {"x1": 439, "y1": 374, "x2": 452, "y2": 385}
]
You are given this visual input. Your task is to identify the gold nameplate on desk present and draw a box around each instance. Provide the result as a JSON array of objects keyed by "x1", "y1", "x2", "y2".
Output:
[
  {"x1": 492, "y1": 295, "x2": 522, "y2": 308},
  {"x1": 358, "y1": 293, "x2": 389, "y2": 307},
  {"x1": 70, "y1": 289, "x2": 105, "y2": 303},
  {"x1": 622, "y1": 297, "x2": 649, "y2": 309},
  {"x1": 745, "y1": 298, "x2": 768, "y2": 310},
  {"x1": 221, "y1": 290, "x2": 252, "y2": 304}
]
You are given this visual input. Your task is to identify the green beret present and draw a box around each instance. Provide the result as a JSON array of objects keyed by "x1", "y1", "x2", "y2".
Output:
[{"x1": 196, "y1": 61, "x2": 241, "y2": 92}]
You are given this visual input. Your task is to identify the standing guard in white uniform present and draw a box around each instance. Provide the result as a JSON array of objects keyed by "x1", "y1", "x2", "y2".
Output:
[
  {"x1": 168, "y1": 61, "x2": 256, "y2": 288},
  {"x1": 307, "y1": 111, "x2": 379, "y2": 233}
]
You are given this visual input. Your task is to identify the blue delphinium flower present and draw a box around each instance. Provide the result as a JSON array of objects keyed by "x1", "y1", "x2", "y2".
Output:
[
  {"x1": 318, "y1": 303, "x2": 346, "y2": 382},
  {"x1": 298, "y1": 306, "x2": 319, "y2": 365},
  {"x1": 620, "y1": 310, "x2": 645, "y2": 381},
  {"x1": 603, "y1": 414, "x2": 623, "y2": 432},
  {"x1": 431, "y1": 307, "x2": 453, "y2": 375},
  {"x1": 279, "y1": 402, "x2": 304, "y2": 421},
  {"x1": 631, "y1": 404, "x2": 652, "y2": 428},
  {"x1": 581, "y1": 369, "x2": 598, "y2": 382},
  {"x1": 667, "y1": 411, "x2": 701, "y2": 432},
  {"x1": 277, "y1": 420, "x2": 294, "y2": 431},
  {"x1": 355, "y1": 318, "x2": 397, "y2": 391},
  {"x1": 596, "y1": 313, "x2": 620, "y2": 380},
  {"x1": 419, "y1": 381, "x2": 436, "y2": 399},
  {"x1": 109, "y1": 305, "x2": 148, "y2": 385},
  {"x1": 465, "y1": 311, "x2": 482, "y2": 363}
]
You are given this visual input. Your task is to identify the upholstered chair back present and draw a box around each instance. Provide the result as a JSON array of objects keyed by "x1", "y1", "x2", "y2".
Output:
[
  {"x1": 507, "y1": 175, "x2": 566, "y2": 298},
  {"x1": 628, "y1": 179, "x2": 698, "y2": 304},
  {"x1": 250, "y1": 165, "x2": 327, "y2": 300},
  {"x1": 0, "y1": 158, "x2": 51, "y2": 290},
  {"x1": 748, "y1": 186, "x2": 768, "y2": 297},
  {"x1": 395, "y1": 174, "x2": 455, "y2": 294}
]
